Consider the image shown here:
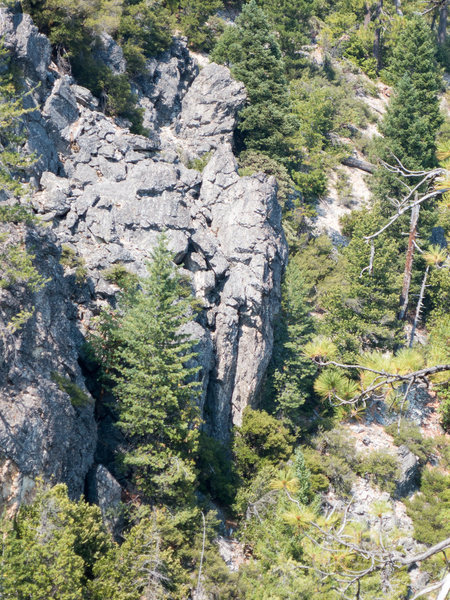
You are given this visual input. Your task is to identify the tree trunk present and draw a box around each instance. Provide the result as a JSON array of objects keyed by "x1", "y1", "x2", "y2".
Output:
[
  {"x1": 364, "y1": 1, "x2": 371, "y2": 27},
  {"x1": 373, "y1": 0, "x2": 383, "y2": 74},
  {"x1": 409, "y1": 265, "x2": 429, "y2": 348},
  {"x1": 437, "y1": 573, "x2": 450, "y2": 600},
  {"x1": 438, "y1": 0, "x2": 448, "y2": 45},
  {"x1": 394, "y1": 0, "x2": 403, "y2": 15},
  {"x1": 399, "y1": 202, "x2": 420, "y2": 320}
]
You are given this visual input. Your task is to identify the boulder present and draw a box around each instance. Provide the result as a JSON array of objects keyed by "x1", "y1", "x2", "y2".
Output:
[
  {"x1": 395, "y1": 444, "x2": 420, "y2": 498},
  {"x1": 86, "y1": 465, "x2": 122, "y2": 536}
]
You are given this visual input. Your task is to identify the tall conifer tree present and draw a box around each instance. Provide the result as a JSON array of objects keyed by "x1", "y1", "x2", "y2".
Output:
[
  {"x1": 211, "y1": 0, "x2": 297, "y2": 160},
  {"x1": 91, "y1": 235, "x2": 201, "y2": 505}
]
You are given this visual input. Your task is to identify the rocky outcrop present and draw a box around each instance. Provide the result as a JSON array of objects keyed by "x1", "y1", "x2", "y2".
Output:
[
  {"x1": 0, "y1": 224, "x2": 96, "y2": 503},
  {"x1": 172, "y1": 63, "x2": 246, "y2": 160},
  {"x1": 0, "y1": 5, "x2": 287, "y2": 503}
]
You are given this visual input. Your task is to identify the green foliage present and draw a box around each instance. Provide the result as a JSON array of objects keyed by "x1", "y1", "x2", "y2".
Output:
[
  {"x1": 212, "y1": 0, "x2": 297, "y2": 160},
  {"x1": 7, "y1": 308, "x2": 34, "y2": 332},
  {"x1": 311, "y1": 429, "x2": 358, "y2": 496},
  {"x1": 357, "y1": 450, "x2": 400, "y2": 494},
  {"x1": 343, "y1": 25, "x2": 378, "y2": 78},
  {"x1": 319, "y1": 204, "x2": 404, "y2": 360},
  {"x1": 406, "y1": 467, "x2": 450, "y2": 545},
  {"x1": 376, "y1": 16, "x2": 442, "y2": 180},
  {"x1": 60, "y1": 245, "x2": 87, "y2": 283},
  {"x1": 51, "y1": 372, "x2": 91, "y2": 408},
  {"x1": 0, "y1": 59, "x2": 36, "y2": 195},
  {"x1": 177, "y1": 0, "x2": 224, "y2": 51},
  {"x1": 197, "y1": 432, "x2": 237, "y2": 505},
  {"x1": 187, "y1": 151, "x2": 213, "y2": 172},
  {"x1": 23, "y1": 0, "x2": 147, "y2": 133},
  {"x1": 89, "y1": 234, "x2": 201, "y2": 505},
  {"x1": 103, "y1": 263, "x2": 139, "y2": 290},
  {"x1": 239, "y1": 150, "x2": 294, "y2": 205},
  {"x1": 292, "y1": 234, "x2": 336, "y2": 306},
  {"x1": 385, "y1": 422, "x2": 435, "y2": 464},
  {"x1": 0, "y1": 240, "x2": 48, "y2": 292},
  {"x1": 117, "y1": 1, "x2": 172, "y2": 75},
  {"x1": 426, "y1": 317, "x2": 450, "y2": 429},
  {"x1": 289, "y1": 69, "x2": 370, "y2": 200},
  {"x1": 0, "y1": 204, "x2": 36, "y2": 224},
  {"x1": 233, "y1": 408, "x2": 294, "y2": 483},
  {"x1": 264, "y1": 260, "x2": 316, "y2": 428},
  {"x1": 293, "y1": 448, "x2": 312, "y2": 503},
  {"x1": 256, "y1": 0, "x2": 315, "y2": 78},
  {"x1": 0, "y1": 483, "x2": 111, "y2": 599}
]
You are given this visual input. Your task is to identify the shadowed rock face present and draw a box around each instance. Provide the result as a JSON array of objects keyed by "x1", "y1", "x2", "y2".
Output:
[{"x1": 0, "y1": 5, "x2": 287, "y2": 503}]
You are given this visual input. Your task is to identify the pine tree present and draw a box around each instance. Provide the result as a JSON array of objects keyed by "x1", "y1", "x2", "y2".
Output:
[
  {"x1": 265, "y1": 259, "x2": 316, "y2": 428},
  {"x1": 320, "y1": 205, "x2": 404, "y2": 359},
  {"x1": 0, "y1": 484, "x2": 110, "y2": 600},
  {"x1": 257, "y1": 0, "x2": 315, "y2": 77},
  {"x1": 211, "y1": 0, "x2": 297, "y2": 160},
  {"x1": 380, "y1": 15, "x2": 442, "y2": 172},
  {"x1": 90, "y1": 234, "x2": 201, "y2": 505}
]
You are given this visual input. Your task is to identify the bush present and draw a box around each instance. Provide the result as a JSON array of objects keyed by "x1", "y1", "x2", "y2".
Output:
[
  {"x1": 60, "y1": 245, "x2": 87, "y2": 283},
  {"x1": 302, "y1": 446, "x2": 355, "y2": 497},
  {"x1": 358, "y1": 450, "x2": 400, "y2": 494},
  {"x1": 406, "y1": 467, "x2": 450, "y2": 545},
  {"x1": 118, "y1": 1, "x2": 172, "y2": 75},
  {"x1": 385, "y1": 422, "x2": 435, "y2": 464},
  {"x1": 197, "y1": 432, "x2": 237, "y2": 506},
  {"x1": 103, "y1": 264, "x2": 138, "y2": 290},
  {"x1": 51, "y1": 373, "x2": 91, "y2": 408},
  {"x1": 233, "y1": 408, "x2": 294, "y2": 482}
]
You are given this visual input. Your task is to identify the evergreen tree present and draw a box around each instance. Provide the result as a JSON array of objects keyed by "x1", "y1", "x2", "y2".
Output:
[
  {"x1": 118, "y1": 1, "x2": 172, "y2": 75},
  {"x1": 320, "y1": 205, "x2": 404, "y2": 359},
  {"x1": 178, "y1": 0, "x2": 224, "y2": 50},
  {"x1": 379, "y1": 15, "x2": 442, "y2": 172},
  {"x1": 0, "y1": 484, "x2": 110, "y2": 600},
  {"x1": 265, "y1": 259, "x2": 316, "y2": 428},
  {"x1": 90, "y1": 234, "x2": 201, "y2": 505},
  {"x1": 211, "y1": 0, "x2": 298, "y2": 160},
  {"x1": 257, "y1": 0, "x2": 315, "y2": 77}
]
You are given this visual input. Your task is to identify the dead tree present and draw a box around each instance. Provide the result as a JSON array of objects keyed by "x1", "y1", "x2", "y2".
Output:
[
  {"x1": 398, "y1": 199, "x2": 420, "y2": 320},
  {"x1": 373, "y1": 0, "x2": 384, "y2": 73}
]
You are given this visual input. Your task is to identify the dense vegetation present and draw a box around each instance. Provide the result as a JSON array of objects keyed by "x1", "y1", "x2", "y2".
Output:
[{"x1": 1, "y1": 0, "x2": 450, "y2": 598}]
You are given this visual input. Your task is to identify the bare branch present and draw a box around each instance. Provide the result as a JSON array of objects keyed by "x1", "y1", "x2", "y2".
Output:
[
  {"x1": 364, "y1": 188, "x2": 447, "y2": 242},
  {"x1": 400, "y1": 537, "x2": 450, "y2": 565}
]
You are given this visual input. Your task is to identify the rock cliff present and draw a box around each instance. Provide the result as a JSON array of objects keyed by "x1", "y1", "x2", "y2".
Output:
[{"x1": 0, "y1": 7, "x2": 287, "y2": 504}]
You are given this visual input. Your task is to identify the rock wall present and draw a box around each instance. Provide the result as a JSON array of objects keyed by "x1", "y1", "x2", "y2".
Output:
[{"x1": 0, "y1": 6, "x2": 287, "y2": 503}]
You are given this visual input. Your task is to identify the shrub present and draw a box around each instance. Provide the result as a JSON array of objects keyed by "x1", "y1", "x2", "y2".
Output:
[
  {"x1": 51, "y1": 372, "x2": 91, "y2": 408},
  {"x1": 60, "y1": 245, "x2": 87, "y2": 283},
  {"x1": 358, "y1": 450, "x2": 400, "y2": 494},
  {"x1": 103, "y1": 264, "x2": 138, "y2": 290},
  {"x1": 406, "y1": 467, "x2": 450, "y2": 545},
  {"x1": 233, "y1": 408, "x2": 294, "y2": 482},
  {"x1": 197, "y1": 432, "x2": 237, "y2": 506},
  {"x1": 385, "y1": 422, "x2": 435, "y2": 464}
]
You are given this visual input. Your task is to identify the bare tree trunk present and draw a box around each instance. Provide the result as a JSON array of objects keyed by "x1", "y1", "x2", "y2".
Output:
[
  {"x1": 437, "y1": 573, "x2": 450, "y2": 600},
  {"x1": 364, "y1": 1, "x2": 371, "y2": 27},
  {"x1": 438, "y1": 0, "x2": 448, "y2": 45},
  {"x1": 399, "y1": 201, "x2": 420, "y2": 320},
  {"x1": 373, "y1": 0, "x2": 383, "y2": 74},
  {"x1": 409, "y1": 265, "x2": 429, "y2": 348},
  {"x1": 394, "y1": 0, "x2": 403, "y2": 15}
]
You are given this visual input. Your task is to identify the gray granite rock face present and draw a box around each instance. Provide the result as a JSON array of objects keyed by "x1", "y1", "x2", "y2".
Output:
[
  {"x1": 395, "y1": 444, "x2": 420, "y2": 498},
  {"x1": 0, "y1": 224, "x2": 97, "y2": 505},
  {"x1": 0, "y1": 5, "x2": 287, "y2": 505},
  {"x1": 86, "y1": 465, "x2": 123, "y2": 536}
]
